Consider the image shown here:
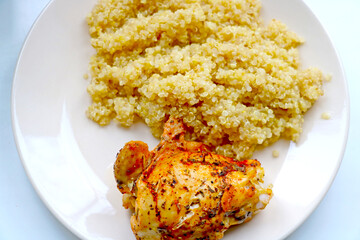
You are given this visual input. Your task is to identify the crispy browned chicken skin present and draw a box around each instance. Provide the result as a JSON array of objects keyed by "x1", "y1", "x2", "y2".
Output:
[{"x1": 114, "y1": 117, "x2": 272, "y2": 240}]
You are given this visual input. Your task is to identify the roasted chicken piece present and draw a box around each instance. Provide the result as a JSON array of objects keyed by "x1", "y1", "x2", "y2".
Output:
[{"x1": 114, "y1": 117, "x2": 272, "y2": 240}]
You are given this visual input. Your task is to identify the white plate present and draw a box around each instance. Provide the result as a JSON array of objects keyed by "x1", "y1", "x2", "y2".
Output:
[{"x1": 11, "y1": 0, "x2": 349, "y2": 239}]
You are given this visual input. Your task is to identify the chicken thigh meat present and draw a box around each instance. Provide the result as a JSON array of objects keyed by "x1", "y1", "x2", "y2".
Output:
[{"x1": 114, "y1": 117, "x2": 272, "y2": 240}]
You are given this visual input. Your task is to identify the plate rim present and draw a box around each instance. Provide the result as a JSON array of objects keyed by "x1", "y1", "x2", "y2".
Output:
[
  {"x1": 278, "y1": 1, "x2": 350, "y2": 238},
  {"x1": 10, "y1": 0, "x2": 88, "y2": 239}
]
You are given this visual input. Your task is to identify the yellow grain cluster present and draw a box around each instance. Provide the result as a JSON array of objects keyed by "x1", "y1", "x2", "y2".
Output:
[{"x1": 86, "y1": 0, "x2": 324, "y2": 159}]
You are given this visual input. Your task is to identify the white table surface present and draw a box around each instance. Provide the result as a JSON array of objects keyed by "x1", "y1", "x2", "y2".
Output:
[{"x1": 1, "y1": 0, "x2": 359, "y2": 239}]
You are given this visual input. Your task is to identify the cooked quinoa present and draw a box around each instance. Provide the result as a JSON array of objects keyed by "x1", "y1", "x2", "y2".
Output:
[
  {"x1": 321, "y1": 112, "x2": 331, "y2": 120},
  {"x1": 85, "y1": 0, "x2": 324, "y2": 160}
]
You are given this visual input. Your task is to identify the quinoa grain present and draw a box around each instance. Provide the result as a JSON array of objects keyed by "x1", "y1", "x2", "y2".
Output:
[{"x1": 86, "y1": 0, "x2": 324, "y2": 160}]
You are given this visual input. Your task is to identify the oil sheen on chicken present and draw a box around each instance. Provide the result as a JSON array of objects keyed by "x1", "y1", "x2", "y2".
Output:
[{"x1": 114, "y1": 117, "x2": 272, "y2": 240}]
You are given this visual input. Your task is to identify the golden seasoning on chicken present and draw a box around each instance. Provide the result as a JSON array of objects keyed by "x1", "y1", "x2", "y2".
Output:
[{"x1": 114, "y1": 117, "x2": 272, "y2": 240}]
